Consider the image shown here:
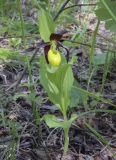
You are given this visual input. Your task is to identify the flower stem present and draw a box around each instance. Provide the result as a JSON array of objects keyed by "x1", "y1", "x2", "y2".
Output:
[{"x1": 64, "y1": 127, "x2": 69, "y2": 156}]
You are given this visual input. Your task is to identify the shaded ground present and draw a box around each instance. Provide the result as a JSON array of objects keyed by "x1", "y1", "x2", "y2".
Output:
[
  {"x1": 0, "y1": 1, "x2": 116, "y2": 159},
  {"x1": 0, "y1": 50, "x2": 116, "y2": 159}
]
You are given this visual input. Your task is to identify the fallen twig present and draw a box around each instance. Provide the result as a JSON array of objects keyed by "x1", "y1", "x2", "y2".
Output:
[
  {"x1": 53, "y1": 0, "x2": 71, "y2": 21},
  {"x1": 63, "y1": 3, "x2": 97, "y2": 11},
  {"x1": 63, "y1": 39, "x2": 116, "y2": 53}
]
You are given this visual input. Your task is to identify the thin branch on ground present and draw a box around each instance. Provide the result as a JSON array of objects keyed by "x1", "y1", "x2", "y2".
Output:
[
  {"x1": 63, "y1": 39, "x2": 116, "y2": 53},
  {"x1": 63, "y1": 3, "x2": 97, "y2": 11},
  {"x1": 53, "y1": 0, "x2": 71, "y2": 21}
]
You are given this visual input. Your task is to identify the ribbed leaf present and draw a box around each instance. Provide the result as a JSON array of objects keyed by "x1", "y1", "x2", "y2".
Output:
[
  {"x1": 95, "y1": 0, "x2": 116, "y2": 32},
  {"x1": 43, "y1": 114, "x2": 70, "y2": 129},
  {"x1": 39, "y1": 9, "x2": 55, "y2": 42},
  {"x1": 40, "y1": 56, "x2": 74, "y2": 114}
]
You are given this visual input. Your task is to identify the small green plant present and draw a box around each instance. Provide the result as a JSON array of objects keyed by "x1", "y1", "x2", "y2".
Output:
[
  {"x1": 39, "y1": 9, "x2": 75, "y2": 155},
  {"x1": 38, "y1": 8, "x2": 116, "y2": 157},
  {"x1": 95, "y1": 0, "x2": 116, "y2": 32},
  {"x1": 9, "y1": 38, "x2": 21, "y2": 50},
  {"x1": 26, "y1": 57, "x2": 41, "y2": 134},
  {"x1": 13, "y1": 56, "x2": 41, "y2": 136},
  {"x1": 0, "y1": 48, "x2": 19, "y2": 64},
  {"x1": 0, "y1": 1, "x2": 116, "y2": 159},
  {"x1": 40, "y1": 54, "x2": 75, "y2": 156}
]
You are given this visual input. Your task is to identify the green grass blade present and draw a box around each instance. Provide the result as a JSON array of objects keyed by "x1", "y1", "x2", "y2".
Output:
[
  {"x1": 89, "y1": 20, "x2": 100, "y2": 70},
  {"x1": 76, "y1": 109, "x2": 116, "y2": 119},
  {"x1": 85, "y1": 122, "x2": 108, "y2": 145},
  {"x1": 73, "y1": 86, "x2": 116, "y2": 107},
  {"x1": 17, "y1": 0, "x2": 26, "y2": 48},
  {"x1": 101, "y1": 0, "x2": 116, "y2": 22}
]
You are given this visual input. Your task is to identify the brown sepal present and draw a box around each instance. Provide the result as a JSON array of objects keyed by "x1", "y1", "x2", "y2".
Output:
[
  {"x1": 44, "y1": 44, "x2": 51, "y2": 64},
  {"x1": 50, "y1": 33, "x2": 62, "y2": 41}
]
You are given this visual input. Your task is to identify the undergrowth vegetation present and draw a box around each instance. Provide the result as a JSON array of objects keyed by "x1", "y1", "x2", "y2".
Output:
[{"x1": 0, "y1": 0, "x2": 116, "y2": 160}]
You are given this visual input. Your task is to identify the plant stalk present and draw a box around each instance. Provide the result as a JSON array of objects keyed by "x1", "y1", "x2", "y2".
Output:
[
  {"x1": 63, "y1": 113, "x2": 70, "y2": 157},
  {"x1": 17, "y1": 0, "x2": 26, "y2": 49},
  {"x1": 64, "y1": 127, "x2": 69, "y2": 156}
]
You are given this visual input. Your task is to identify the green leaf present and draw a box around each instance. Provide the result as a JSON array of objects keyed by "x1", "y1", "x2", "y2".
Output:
[
  {"x1": 72, "y1": 86, "x2": 116, "y2": 107},
  {"x1": 39, "y1": 8, "x2": 55, "y2": 42},
  {"x1": 70, "y1": 81, "x2": 88, "y2": 108},
  {"x1": 74, "y1": 109, "x2": 116, "y2": 120},
  {"x1": 93, "y1": 53, "x2": 112, "y2": 65},
  {"x1": 40, "y1": 55, "x2": 74, "y2": 114},
  {"x1": 0, "y1": 48, "x2": 19, "y2": 63},
  {"x1": 43, "y1": 114, "x2": 70, "y2": 129},
  {"x1": 69, "y1": 113, "x2": 78, "y2": 123},
  {"x1": 13, "y1": 93, "x2": 28, "y2": 100},
  {"x1": 44, "y1": 109, "x2": 116, "y2": 129},
  {"x1": 85, "y1": 123, "x2": 108, "y2": 145},
  {"x1": 27, "y1": 92, "x2": 38, "y2": 103},
  {"x1": 9, "y1": 38, "x2": 21, "y2": 47},
  {"x1": 69, "y1": 56, "x2": 77, "y2": 65},
  {"x1": 95, "y1": 0, "x2": 116, "y2": 32}
]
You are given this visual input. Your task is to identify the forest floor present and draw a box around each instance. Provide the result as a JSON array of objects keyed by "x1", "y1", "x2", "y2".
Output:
[{"x1": 0, "y1": 2, "x2": 116, "y2": 160}]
